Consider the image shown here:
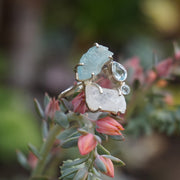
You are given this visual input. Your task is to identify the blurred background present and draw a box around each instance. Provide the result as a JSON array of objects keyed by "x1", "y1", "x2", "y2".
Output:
[{"x1": 1, "y1": 0, "x2": 180, "y2": 179}]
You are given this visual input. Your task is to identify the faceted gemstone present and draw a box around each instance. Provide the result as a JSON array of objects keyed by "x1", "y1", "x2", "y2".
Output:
[
  {"x1": 77, "y1": 45, "x2": 113, "y2": 81},
  {"x1": 112, "y1": 62, "x2": 127, "y2": 82},
  {"x1": 121, "y1": 84, "x2": 130, "y2": 95}
]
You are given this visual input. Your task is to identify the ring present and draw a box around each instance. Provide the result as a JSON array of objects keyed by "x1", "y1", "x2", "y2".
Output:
[{"x1": 59, "y1": 43, "x2": 130, "y2": 114}]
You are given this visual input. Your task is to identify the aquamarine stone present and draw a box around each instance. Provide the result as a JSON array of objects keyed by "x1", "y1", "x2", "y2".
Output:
[
  {"x1": 112, "y1": 62, "x2": 127, "y2": 81},
  {"x1": 77, "y1": 44, "x2": 113, "y2": 81},
  {"x1": 121, "y1": 84, "x2": 130, "y2": 95}
]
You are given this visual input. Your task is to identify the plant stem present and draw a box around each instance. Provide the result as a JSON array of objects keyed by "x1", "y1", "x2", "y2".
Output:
[
  {"x1": 88, "y1": 150, "x2": 95, "y2": 172},
  {"x1": 30, "y1": 124, "x2": 62, "y2": 179}
]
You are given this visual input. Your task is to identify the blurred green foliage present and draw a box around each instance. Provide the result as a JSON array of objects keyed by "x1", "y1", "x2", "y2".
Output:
[
  {"x1": 0, "y1": 88, "x2": 41, "y2": 162},
  {"x1": 126, "y1": 81, "x2": 180, "y2": 137},
  {"x1": 44, "y1": 0, "x2": 144, "y2": 45}
]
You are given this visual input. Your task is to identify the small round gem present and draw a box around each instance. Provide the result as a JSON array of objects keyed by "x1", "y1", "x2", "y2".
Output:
[
  {"x1": 121, "y1": 84, "x2": 130, "y2": 95},
  {"x1": 112, "y1": 62, "x2": 127, "y2": 81}
]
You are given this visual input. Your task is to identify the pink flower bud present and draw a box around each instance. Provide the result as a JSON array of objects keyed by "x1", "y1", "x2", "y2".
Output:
[
  {"x1": 72, "y1": 91, "x2": 88, "y2": 114},
  {"x1": 164, "y1": 93, "x2": 174, "y2": 106},
  {"x1": 96, "y1": 77, "x2": 113, "y2": 88},
  {"x1": 146, "y1": 70, "x2": 157, "y2": 84},
  {"x1": 28, "y1": 152, "x2": 38, "y2": 169},
  {"x1": 78, "y1": 133, "x2": 97, "y2": 155},
  {"x1": 175, "y1": 50, "x2": 180, "y2": 60},
  {"x1": 96, "y1": 116, "x2": 124, "y2": 135},
  {"x1": 45, "y1": 98, "x2": 60, "y2": 120},
  {"x1": 99, "y1": 156, "x2": 114, "y2": 177},
  {"x1": 123, "y1": 57, "x2": 144, "y2": 84},
  {"x1": 155, "y1": 58, "x2": 173, "y2": 77}
]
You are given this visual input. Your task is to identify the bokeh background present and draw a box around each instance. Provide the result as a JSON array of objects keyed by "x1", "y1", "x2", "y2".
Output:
[{"x1": 1, "y1": 0, "x2": 180, "y2": 179}]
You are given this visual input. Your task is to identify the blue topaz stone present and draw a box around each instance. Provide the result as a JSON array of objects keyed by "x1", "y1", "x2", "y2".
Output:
[
  {"x1": 77, "y1": 44, "x2": 113, "y2": 81},
  {"x1": 121, "y1": 84, "x2": 130, "y2": 95},
  {"x1": 112, "y1": 62, "x2": 127, "y2": 82}
]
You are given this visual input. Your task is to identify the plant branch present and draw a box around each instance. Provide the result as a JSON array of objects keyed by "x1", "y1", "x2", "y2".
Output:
[{"x1": 29, "y1": 124, "x2": 62, "y2": 179}]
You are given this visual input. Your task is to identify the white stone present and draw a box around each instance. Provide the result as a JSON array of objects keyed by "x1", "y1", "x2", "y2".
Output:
[{"x1": 85, "y1": 84, "x2": 126, "y2": 114}]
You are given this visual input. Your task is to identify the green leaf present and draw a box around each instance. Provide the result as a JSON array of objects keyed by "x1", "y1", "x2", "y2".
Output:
[
  {"x1": 60, "y1": 136, "x2": 79, "y2": 148},
  {"x1": 109, "y1": 134, "x2": 125, "y2": 141},
  {"x1": 60, "y1": 167, "x2": 79, "y2": 179},
  {"x1": 34, "y1": 98, "x2": 44, "y2": 118},
  {"x1": 95, "y1": 130, "x2": 107, "y2": 141},
  {"x1": 87, "y1": 173, "x2": 102, "y2": 180},
  {"x1": 57, "y1": 127, "x2": 77, "y2": 140},
  {"x1": 62, "y1": 163, "x2": 85, "y2": 172},
  {"x1": 87, "y1": 174, "x2": 102, "y2": 180},
  {"x1": 94, "y1": 135, "x2": 101, "y2": 143},
  {"x1": 78, "y1": 128, "x2": 89, "y2": 135},
  {"x1": 55, "y1": 111, "x2": 69, "y2": 128},
  {"x1": 60, "y1": 160, "x2": 86, "y2": 179},
  {"x1": 44, "y1": 93, "x2": 50, "y2": 109},
  {"x1": 28, "y1": 143, "x2": 41, "y2": 159},
  {"x1": 68, "y1": 131, "x2": 81, "y2": 138},
  {"x1": 87, "y1": 173, "x2": 93, "y2": 180},
  {"x1": 61, "y1": 98, "x2": 73, "y2": 111},
  {"x1": 98, "y1": 112, "x2": 109, "y2": 119},
  {"x1": 16, "y1": 150, "x2": 30, "y2": 170},
  {"x1": 102, "y1": 155, "x2": 125, "y2": 166},
  {"x1": 92, "y1": 167, "x2": 101, "y2": 177},
  {"x1": 93, "y1": 178, "x2": 102, "y2": 180},
  {"x1": 97, "y1": 144, "x2": 110, "y2": 155},
  {"x1": 73, "y1": 168, "x2": 88, "y2": 180},
  {"x1": 42, "y1": 120, "x2": 48, "y2": 139},
  {"x1": 67, "y1": 112, "x2": 84, "y2": 122},
  {"x1": 61, "y1": 157, "x2": 88, "y2": 169},
  {"x1": 94, "y1": 156, "x2": 107, "y2": 173}
]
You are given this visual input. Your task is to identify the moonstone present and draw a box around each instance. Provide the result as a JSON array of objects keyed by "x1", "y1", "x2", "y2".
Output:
[
  {"x1": 85, "y1": 84, "x2": 126, "y2": 114},
  {"x1": 77, "y1": 45, "x2": 113, "y2": 81},
  {"x1": 121, "y1": 84, "x2": 130, "y2": 95},
  {"x1": 112, "y1": 62, "x2": 127, "y2": 81}
]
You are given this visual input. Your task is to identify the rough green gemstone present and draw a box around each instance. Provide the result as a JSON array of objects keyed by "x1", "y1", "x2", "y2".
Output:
[{"x1": 77, "y1": 44, "x2": 113, "y2": 81}]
